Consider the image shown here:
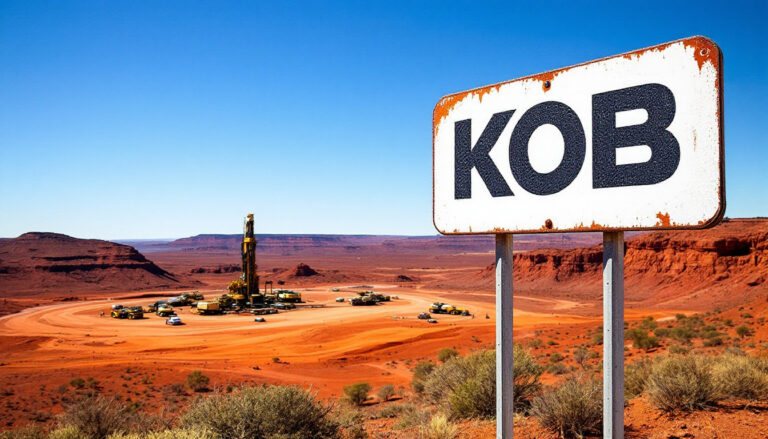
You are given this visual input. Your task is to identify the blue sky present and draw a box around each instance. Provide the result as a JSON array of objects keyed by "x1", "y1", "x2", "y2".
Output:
[{"x1": 1, "y1": 1, "x2": 766, "y2": 239}]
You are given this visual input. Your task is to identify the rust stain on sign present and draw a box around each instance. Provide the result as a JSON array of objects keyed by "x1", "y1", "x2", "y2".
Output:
[
  {"x1": 433, "y1": 85, "x2": 501, "y2": 137},
  {"x1": 433, "y1": 37, "x2": 720, "y2": 140},
  {"x1": 655, "y1": 212, "x2": 672, "y2": 228},
  {"x1": 433, "y1": 36, "x2": 724, "y2": 235}
]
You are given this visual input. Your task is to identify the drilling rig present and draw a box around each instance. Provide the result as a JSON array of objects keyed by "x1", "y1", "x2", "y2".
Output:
[{"x1": 226, "y1": 214, "x2": 262, "y2": 307}]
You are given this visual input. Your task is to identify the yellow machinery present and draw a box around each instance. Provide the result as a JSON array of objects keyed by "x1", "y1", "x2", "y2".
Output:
[
  {"x1": 156, "y1": 303, "x2": 174, "y2": 317},
  {"x1": 276, "y1": 289, "x2": 302, "y2": 303},
  {"x1": 195, "y1": 301, "x2": 222, "y2": 315},
  {"x1": 227, "y1": 214, "x2": 262, "y2": 307},
  {"x1": 111, "y1": 306, "x2": 143, "y2": 319}
]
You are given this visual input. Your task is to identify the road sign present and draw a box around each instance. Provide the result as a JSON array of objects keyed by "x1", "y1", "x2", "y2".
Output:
[{"x1": 433, "y1": 36, "x2": 723, "y2": 234}]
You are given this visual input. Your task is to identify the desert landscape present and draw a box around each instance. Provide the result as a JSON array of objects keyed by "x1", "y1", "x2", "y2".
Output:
[{"x1": 1, "y1": 218, "x2": 766, "y2": 438}]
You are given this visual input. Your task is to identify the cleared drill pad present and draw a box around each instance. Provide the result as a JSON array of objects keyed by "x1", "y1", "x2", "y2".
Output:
[{"x1": 433, "y1": 36, "x2": 723, "y2": 234}]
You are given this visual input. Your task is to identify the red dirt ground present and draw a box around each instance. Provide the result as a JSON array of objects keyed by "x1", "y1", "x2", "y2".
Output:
[{"x1": 0, "y1": 219, "x2": 767, "y2": 437}]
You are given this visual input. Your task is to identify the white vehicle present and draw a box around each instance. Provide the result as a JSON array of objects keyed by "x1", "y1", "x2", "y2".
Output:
[
  {"x1": 254, "y1": 317, "x2": 266, "y2": 323},
  {"x1": 111, "y1": 304, "x2": 123, "y2": 310},
  {"x1": 390, "y1": 295, "x2": 399, "y2": 299},
  {"x1": 335, "y1": 297, "x2": 345, "y2": 303},
  {"x1": 165, "y1": 316, "x2": 182, "y2": 326}
]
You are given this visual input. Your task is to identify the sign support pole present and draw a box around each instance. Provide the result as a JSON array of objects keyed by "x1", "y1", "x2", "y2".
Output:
[
  {"x1": 495, "y1": 234, "x2": 514, "y2": 439},
  {"x1": 602, "y1": 231, "x2": 624, "y2": 439}
]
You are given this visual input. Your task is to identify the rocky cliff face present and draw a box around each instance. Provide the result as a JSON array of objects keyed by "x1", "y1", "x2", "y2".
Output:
[
  {"x1": 472, "y1": 219, "x2": 768, "y2": 311},
  {"x1": 0, "y1": 232, "x2": 195, "y2": 296}
]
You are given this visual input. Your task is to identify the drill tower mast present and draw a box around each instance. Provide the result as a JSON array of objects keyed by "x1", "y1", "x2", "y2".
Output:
[{"x1": 242, "y1": 214, "x2": 259, "y2": 304}]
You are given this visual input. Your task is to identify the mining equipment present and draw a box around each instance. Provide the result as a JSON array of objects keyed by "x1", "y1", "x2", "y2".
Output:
[
  {"x1": 125, "y1": 306, "x2": 144, "y2": 319},
  {"x1": 170, "y1": 291, "x2": 205, "y2": 307},
  {"x1": 225, "y1": 214, "x2": 263, "y2": 307},
  {"x1": 111, "y1": 306, "x2": 143, "y2": 319},
  {"x1": 428, "y1": 302, "x2": 470, "y2": 315},
  {"x1": 362, "y1": 291, "x2": 390, "y2": 302},
  {"x1": 349, "y1": 295, "x2": 377, "y2": 306},
  {"x1": 145, "y1": 300, "x2": 167, "y2": 313},
  {"x1": 156, "y1": 303, "x2": 175, "y2": 317},
  {"x1": 351, "y1": 291, "x2": 389, "y2": 305},
  {"x1": 428, "y1": 302, "x2": 452, "y2": 314},
  {"x1": 272, "y1": 302, "x2": 296, "y2": 310},
  {"x1": 194, "y1": 301, "x2": 223, "y2": 315},
  {"x1": 276, "y1": 289, "x2": 302, "y2": 303}
]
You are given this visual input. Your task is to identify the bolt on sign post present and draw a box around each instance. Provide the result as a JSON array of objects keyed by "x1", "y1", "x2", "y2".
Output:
[{"x1": 432, "y1": 36, "x2": 723, "y2": 438}]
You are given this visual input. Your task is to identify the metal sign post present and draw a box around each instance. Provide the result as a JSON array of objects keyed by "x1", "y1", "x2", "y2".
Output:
[
  {"x1": 495, "y1": 234, "x2": 514, "y2": 439},
  {"x1": 603, "y1": 231, "x2": 624, "y2": 439},
  {"x1": 432, "y1": 36, "x2": 724, "y2": 439}
]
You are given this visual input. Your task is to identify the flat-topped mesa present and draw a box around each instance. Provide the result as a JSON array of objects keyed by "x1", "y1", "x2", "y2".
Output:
[
  {"x1": 468, "y1": 219, "x2": 768, "y2": 311},
  {"x1": 0, "y1": 232, "x2": 192, "y2": 296}
]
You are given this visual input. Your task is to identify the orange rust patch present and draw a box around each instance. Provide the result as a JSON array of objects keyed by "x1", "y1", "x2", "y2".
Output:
[
  {"x1": 619, "y1": 36, "x2": 718, "y2": 72},
  {"x1": 683, "y1": 36, "x2": 719, "y2": 71},
  {"x1": 532, "y1": 70, "x2": 560, "y2": 92},
  {"x1": 656, "y1": 212, "x2": 671, "y2": 228},
  {"x1": 433, "y1": 85, "x2": 501, "y2": 137}
]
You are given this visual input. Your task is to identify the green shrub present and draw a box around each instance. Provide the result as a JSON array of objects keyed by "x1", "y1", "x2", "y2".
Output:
[
  {"x1": 624, "y1": 358, "x2": 654, "y2": 399},
  {"x1": 48, "y1": 426, "x2": 83, "y2": 439},
  {"x1": 712, "y1": 354, "x2": 768, "y2": 400},
  {"x1": 590, "y1": 332, "x2": 603, "y2": 346},
  {"x1": 736, "y1": 325, "x2": 753, "y2": 339},
  {"x1": 376, "y1": 403, "x2": 412, "y2": 419},
  {"x1": 107, "y1": 430, "x2": 215, "y2": 439},
  {"x1": 185, "y1": 371, "x2": 210, "y2": 393},
  {"x1": 411, "y1": 361, "x2": 435, "y2": 394},
  {"x1": 626, "y1": 328, "x2": 659, "y2": 350},
  {"x1": 59, "y1": 395, "x2": 134, "y2": 439},
  {"x1": 670, "y1": 327, "x2": 694, "y2": 344},
  {"x1": 573, "y1": 347, "x2": 589, "y2": 369},
  {"x1": 184, "y1": 385, "x2": 337, "y2": 439},
  {"x1": 422, "y1": 346, "x2": 541, "y2": 418},
  {"x1": 437, "y1": 348, "x2": 458, "y2": 363},
  {"x1": 646, "y1": 355, "x2": 721, "y2": 411},
  {"x1": 394, "y1": 404, "x2": 431, "y2": 430},
  {"x1": 703, "y1": 336, "x2": 724, "y2": 347},
  {"x1": 549, "y1": 352, "x2": 564, "y2": 363},
  {"x1": 653, "y1": 328, "x2": 671, "y2": 338},
  {"x1": 528, "y1": 339, "x2": 543, "y2": 349},
  {"x1": 377, "y1": 384, "x2": 395, "y2": 402},
  {"x1": 547, "y1": 363, "x2": 569, "y2": 375},
  {"x1": 69, "y1": 378, "x2": 86, "y2": 389},
  {"x1": 419, "y1": 414, "x2": 458, "y2": 439},
  {"x1": 531, "y1": 378, "x2": 602, "y2": 439},
  {"x1": 330, "y1": 404, "x2": 367, "y2": 439},
  {"x1": 668, "y1": 344, "x2": 690, "y2": 355},
  {"x1": 639, "y1": 317, "x2": 658, "y2": 331},
  {"x1": 343, "y1": 382, "x2": 371, "y2": 406},
  {"x1": 0, "y1": 425, "x2": 46, "y2": 439}
]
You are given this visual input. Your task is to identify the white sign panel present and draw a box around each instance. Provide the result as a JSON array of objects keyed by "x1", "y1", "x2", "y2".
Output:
[{"x1": 433, "y1": 36, "x2": 723, "y2": 234}]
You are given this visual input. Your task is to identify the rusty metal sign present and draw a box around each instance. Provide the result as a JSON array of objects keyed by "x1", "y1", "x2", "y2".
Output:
[{"x1": 433, "y1": 36, "x2": 724, "y2": 234}]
